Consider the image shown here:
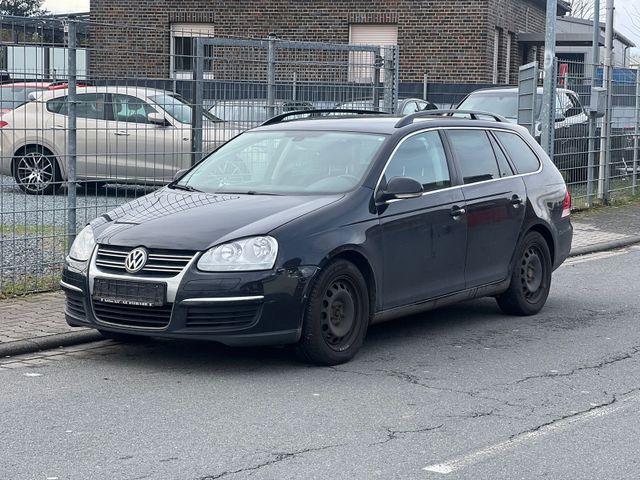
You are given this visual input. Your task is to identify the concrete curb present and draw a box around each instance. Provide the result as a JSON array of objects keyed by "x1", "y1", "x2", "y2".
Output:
[
  {"x1": 569, "y1": 235, "x2": 640, "y2": 258},
  {"x1": 0, "y1": 329, "x2": 103, "y2": 358}
]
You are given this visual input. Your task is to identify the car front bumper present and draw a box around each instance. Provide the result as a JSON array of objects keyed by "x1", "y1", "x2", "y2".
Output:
[{"x1": 61, "y1": 257, "x2": 319, "y2": 346}]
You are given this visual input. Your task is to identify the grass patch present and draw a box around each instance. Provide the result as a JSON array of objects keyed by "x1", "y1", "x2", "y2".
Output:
[
  {"x1": 0, "y1": 224, "x2": 66, "y2": 237},
  {"x1": 0, "y1": 273, "x2": 61, "y2": 298}
]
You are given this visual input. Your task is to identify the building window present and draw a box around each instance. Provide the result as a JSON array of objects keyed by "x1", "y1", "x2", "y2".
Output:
[
  {"x1": 348, "y1": 24, "x2": 398, "y2": 83},
  {"x1": 492, "y1": 28, "x2": 500, "y2": 84},
  {"x1": 170, "y1": 23, "x2": 215, "y2": 79},
  {"x1": 505, "y1": 33, "x2": 512, "y2": 84}
]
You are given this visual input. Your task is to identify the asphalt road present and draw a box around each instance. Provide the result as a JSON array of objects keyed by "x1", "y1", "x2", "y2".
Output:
[{"x1": 2, "y1": 246, "x2": 640, "y2": 480}]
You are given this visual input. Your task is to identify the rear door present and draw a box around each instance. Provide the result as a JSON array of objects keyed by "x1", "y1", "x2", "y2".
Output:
[
  {"x1": 45, "y1": 92, "x2": 111, "y2": 180},
  {"x1": 378, "y1": 130, "x2": 467, "y2": 309},
  {"x1": 444, "y1": 129, "x2": 526, "y2": 288}
]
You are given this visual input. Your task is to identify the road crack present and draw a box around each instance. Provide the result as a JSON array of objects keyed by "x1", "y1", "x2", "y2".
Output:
[
  {"x1": 199, "y1": 444, "x2": 343, "y2": 479},
  {"x1": 370, "y1": 424, "x2": 443, "y2": 446},
  {"x1": 511, "y1": 345, "x2": 640, "y2": 386}
]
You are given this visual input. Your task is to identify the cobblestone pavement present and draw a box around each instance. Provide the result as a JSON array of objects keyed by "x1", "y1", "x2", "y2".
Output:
[{"x1": 0, "y1": 203, "x2": 638, "y2": 353}]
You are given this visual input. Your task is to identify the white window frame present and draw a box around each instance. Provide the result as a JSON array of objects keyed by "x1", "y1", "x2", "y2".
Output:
[
  {"x1": 505, "y1": 33, "x2": 512, "y2": 84},
  {"x1": 170, "y1": 23, "x2": 216, "y2": 80}
]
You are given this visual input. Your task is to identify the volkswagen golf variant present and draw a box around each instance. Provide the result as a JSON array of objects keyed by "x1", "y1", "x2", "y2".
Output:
[{"x1": 61, "y1": 109, "x2": 573, "y2": 365}]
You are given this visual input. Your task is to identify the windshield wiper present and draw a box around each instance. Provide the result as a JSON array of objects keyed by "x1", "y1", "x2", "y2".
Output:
[
  {"x1": 168, "y1": 183, "x2": 202, "y2": 193},
  {"x1": 216, "y1": 190, "x2": 283, "y2": 196}
]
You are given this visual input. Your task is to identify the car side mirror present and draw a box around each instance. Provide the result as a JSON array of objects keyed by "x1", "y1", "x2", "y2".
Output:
[
  {"x1": 173, "y1": 168, "x2": 189, "y2": 181},
  {"x1": 376, "y1": 176, "x2": 423, "y2": 203},
  {"x1": 555, "y1": 112, "x2": 566, "y2": 123},
  {"x1": 148, "y1": 112, "x2": 169, "y2": 126}
]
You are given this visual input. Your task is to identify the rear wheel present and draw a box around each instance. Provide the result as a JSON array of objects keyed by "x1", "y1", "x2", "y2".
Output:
[
  {"x1": 14, "y1": 146, "x2": 62, "y2": 195},
  {"x1": 295, "y1": 259, "x2": 370, "y2": 365},
  {"x1": 496, "y1": 231, "x2": 552, "y2": 316}
]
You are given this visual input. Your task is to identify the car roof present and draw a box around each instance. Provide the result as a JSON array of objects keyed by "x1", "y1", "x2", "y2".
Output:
[
  {"x1": 35, "y1": 86, "x2": 173, "y2": 101},
  {"x1": 253, "y1": 114, "x2": 521, "y2": 135},
  {"x1": 467, "y1": 86, "x2": 574, "y2": 95}
]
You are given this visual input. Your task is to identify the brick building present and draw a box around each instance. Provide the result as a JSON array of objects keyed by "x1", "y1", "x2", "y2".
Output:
[{"x1": 89, "y1": 0, "x2": 569, "y2": 84}]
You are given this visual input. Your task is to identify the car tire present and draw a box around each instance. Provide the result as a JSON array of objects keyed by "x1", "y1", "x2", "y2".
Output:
[
  {"x1": 496, "y1": 231, "x2": 552, "y2": 316},
  {"x1": 98, "y1": 329, "x2": 147, "y2": 343},
  {"x1": 14, "y1": 146, "x2": 62, "y2": 195},
  {"x1": 295, "y1": 259, "x2": 370, "y2": 366}
]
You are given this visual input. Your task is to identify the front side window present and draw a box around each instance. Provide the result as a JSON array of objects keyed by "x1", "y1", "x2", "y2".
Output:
[
  {"x1": 149, "y1": 93, "x2": 220, "y2": 124},
  {"x1": 383, "y1": 131, "x2": 451, "y2": 192},
  {"x1": 178, "y1": 130, "x2": 387, "y2": 195},
  {"x1": 447, "y1": 130, "x2": 501, "y2": 184},
  {"x1": 113, "y1": 94, "x2": 157, "y2": 123}
]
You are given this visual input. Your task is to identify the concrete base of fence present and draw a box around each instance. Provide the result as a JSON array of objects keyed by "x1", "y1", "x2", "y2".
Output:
[
  {"x1": 0, "y1": 329, "x2": 103, "y2": 358},
  {"x1": 568, "y1": 235, "x2": 640, "y2": 258}
]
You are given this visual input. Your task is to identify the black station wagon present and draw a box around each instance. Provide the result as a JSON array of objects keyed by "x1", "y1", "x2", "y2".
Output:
[{"x1": 62, "y1": 109, "x2": 573, "y2": 365}]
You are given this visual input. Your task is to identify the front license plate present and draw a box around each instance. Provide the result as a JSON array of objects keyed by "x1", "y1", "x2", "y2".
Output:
[{"x1": 93, "y1": 279, "x2": 166, "y2": 307}]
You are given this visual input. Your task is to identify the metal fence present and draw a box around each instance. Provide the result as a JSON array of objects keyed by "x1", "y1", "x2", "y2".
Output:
[{"x1": 0, "y1": 15, "x2": 398, "y2": 296}]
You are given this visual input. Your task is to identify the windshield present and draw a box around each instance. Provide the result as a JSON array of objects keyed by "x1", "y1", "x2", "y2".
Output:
[
  {"x1": 177, "y1": 130, "x2": 387, "y2": 195},
  {"x1": 458, "y1": 92, "x2": 544, "y2": 120},
  {"x1": 149, "y1": 93, "x2": 221, "y2": 124},
  {"x1": 0, "y1": 87, "x2": 43, "y2": 111}
]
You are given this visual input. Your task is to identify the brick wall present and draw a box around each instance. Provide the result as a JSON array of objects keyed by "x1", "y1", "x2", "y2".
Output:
[{"x1": 89, "y1": 0, "x2": 548, "y2": 83}]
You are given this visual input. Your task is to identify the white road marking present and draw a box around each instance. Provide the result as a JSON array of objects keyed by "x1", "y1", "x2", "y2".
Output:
[{"x1": 423, "y1": 390, "x2": 640, "y2": 475}]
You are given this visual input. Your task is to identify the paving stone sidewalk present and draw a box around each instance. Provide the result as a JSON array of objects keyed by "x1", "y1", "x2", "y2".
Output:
[{"x1": 1, "y1": 203, "x2": 639, "y2": 356}]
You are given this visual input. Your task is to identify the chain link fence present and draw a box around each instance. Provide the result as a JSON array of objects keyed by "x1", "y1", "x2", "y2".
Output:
[{"x1": 0, "y1": 15, "x2": 398, "y2": 296}]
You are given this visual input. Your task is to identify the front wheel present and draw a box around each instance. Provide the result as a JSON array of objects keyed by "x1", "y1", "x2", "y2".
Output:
[
  {"x1": 14, "y1": 146, "x2": 62, "y2": 195},
  {"x1": 295, "y1": 259, "x2": 370, "y2": 365},
  {"x1": 496, "y1": 231, "x2": 552, "y2": 316}
]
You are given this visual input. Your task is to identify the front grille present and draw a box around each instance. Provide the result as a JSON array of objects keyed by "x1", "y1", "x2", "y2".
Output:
[
  {"x1": 92, "y1": 300, "x2": 173, "y2": 328},
  {"x1": 64, "y1": 290, "x2": 86, "y2": 318},
  {"x1": 185, "y1": 301, "x2": 261, "y2": 331},
  {"x1": 95, "y1": 245, "x2": 195, "y2": 277}
]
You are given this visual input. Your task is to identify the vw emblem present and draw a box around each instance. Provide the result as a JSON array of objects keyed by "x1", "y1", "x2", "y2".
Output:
[{"x1": 124, "y1": 247, "x2": 148, "y2": 274}]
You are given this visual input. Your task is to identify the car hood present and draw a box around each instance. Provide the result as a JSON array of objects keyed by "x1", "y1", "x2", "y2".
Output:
[{"x1": 90, "y1": 188, "x2": 342, "y2": 251}]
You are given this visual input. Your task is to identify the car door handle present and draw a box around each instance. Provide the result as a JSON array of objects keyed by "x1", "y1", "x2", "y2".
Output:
[
  {"x1": 51, "y1": 125, "x2": 65, "y2": 130},
  {"x1": 450, "y1": 206, "x2": 466, "y2": 218},
  {"x1": 114, "y1": 130, "x2": 130, "y2": 136},
  {"x1": 511, "y1": 195, "x2": 523, "y2": 206}
]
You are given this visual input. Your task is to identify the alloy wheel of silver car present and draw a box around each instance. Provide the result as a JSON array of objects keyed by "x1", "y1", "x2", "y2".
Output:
[{"x1": 14, "y1": 149, "x2": 61, "y2": 195}]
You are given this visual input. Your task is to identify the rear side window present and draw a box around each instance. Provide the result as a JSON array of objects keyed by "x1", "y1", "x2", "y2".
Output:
[
  {"x1": 446, "y1": 130, "x2": 500, "y2": 184},
  {"x1": 494, "y1": 131, "x2": 541, "y2": 174}
]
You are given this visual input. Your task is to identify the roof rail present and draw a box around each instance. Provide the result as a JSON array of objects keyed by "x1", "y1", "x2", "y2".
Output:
[
  {"x1": 395, "y1": 109, "x2": 508, "y2": 128},
  {"x1": 261, "y1": 108, "x2": 389, "y2": 126}
]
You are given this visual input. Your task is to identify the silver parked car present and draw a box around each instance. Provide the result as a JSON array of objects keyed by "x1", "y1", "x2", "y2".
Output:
[{"x1": 0, "y1": 86, "x2": 240, "y2": 194}]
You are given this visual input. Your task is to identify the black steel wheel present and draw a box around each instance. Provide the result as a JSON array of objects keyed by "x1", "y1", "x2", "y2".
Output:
[
  {"x1": 496, "y1": 231, "x2": 552, "y2": 316},
  {"x1": 14, "y1": 146, "x2": 62, "y2": 195},
  {"x1": 295, "y1": 259, "x2": 370, "y2": 365}
]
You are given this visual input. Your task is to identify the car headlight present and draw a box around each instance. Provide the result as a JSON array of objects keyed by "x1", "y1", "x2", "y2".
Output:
[
  {"x1": 68, "y1": 225, "x2": 95, "y2": 262},
  {"x1": 197, "y1": 236, "x2": 278, "y2": 272}
]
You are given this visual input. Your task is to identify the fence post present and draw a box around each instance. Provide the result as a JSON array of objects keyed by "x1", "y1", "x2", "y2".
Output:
[
  {"x1": 66, "y1": 17, "x2": 77, "y2": 250},
  {"x1": 267, "y1": 33, "x2": 276, "y2": 119},
  {"x1": 383, "y1": 46, "x2": 395, "y2": 114},
  {"x1": 372, "y1": 52, "x2": 382, "y2": 111},
  {"x1": 292, "y1": 71, "x2": 297, "y2": 101},
  {"x1": 423, "y1": 71, "x2": 428, "y2": 101},
  {"x1": 633, "y1": 67, "x2": 639, "y2": 195},
  {"x1": 191, "y1": 37, "x2": 204, "y2": 166},
  {"x1": 540, "y1": 0, "x2": 557, "y2": 157}
]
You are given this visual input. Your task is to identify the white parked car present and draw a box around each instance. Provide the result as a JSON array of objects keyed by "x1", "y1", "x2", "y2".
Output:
[{"x1": 0, "y1": 86, "x2": 241, "y2": 194}]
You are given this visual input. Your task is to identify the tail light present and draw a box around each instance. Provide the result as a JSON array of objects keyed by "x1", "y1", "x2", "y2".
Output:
[
  {"x1": 561, "y1": 191, "x2": 571, "y2": 218},
  {"x1": 0, "y1": 120, "x2": 8, "y2": 128}
]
